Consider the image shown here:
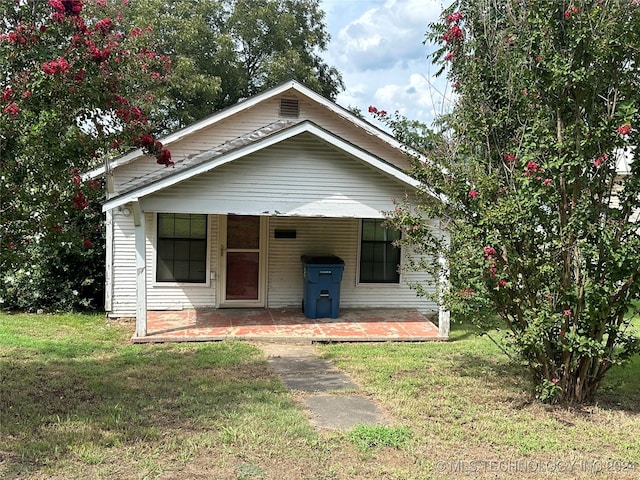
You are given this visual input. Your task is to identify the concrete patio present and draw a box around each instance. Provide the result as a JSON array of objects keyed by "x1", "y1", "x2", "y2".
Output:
[{"x1": 132, "y1": 308, "x2": 444, "y2": 343}]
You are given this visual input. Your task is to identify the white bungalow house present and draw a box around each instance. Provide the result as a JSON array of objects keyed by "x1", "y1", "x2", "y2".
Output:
[{"x1": 85, "y1": 80, "x2": 449, "y2": 339}]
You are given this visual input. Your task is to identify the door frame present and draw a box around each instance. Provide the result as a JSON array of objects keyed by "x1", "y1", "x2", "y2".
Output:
[{"x1": 217, "y1": 214, "x2": 268, "y2": 308}]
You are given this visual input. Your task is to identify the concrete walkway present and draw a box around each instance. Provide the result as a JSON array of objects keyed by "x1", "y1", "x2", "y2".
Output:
[{"x1": 260, "y1": 343, "x2": 391, "y2": 430}]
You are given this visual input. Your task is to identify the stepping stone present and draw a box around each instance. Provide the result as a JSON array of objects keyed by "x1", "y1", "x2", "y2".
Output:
[
  {"x1": 268, "y1": 356, "x2": 358, "y2": 392},
  {"x1": 304, "y1": 395, "x2": 388, "y2": 430}
]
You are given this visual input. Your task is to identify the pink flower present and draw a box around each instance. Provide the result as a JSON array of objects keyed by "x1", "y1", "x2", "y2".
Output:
[
  {"x1": 459, "y1": 288, "x2": 474, "y2": 297},
  {"x1": 468, "y1": 189, "x2": 478, "y2": 199},
  {"x1": 503, "y1": 153, "x2": 518, "y2": 163},
  {"x1": 3, "y1": 103, "x2": 19, "y2": 117},
  {"x1": 49, "y1": 0, "x2": 83, "y2": 18},
  {"x1": 71, "y1": 168, "x2": 82, "y2": 186},
  {"x1": 444, "y1": 52, "x2": 455, "y2": 61},
  {"x1": 497, "y1": 279, "x2": 507, "y2": 287},
  {"x1": 542, "y1": 178, "x2": 552, "y2": 186},
  {"x1": 42, "y1": 57, "x2": 70, "y2": 75},
  {"x1": 564, "y1": 6, "x2": 578, "y2": 19},
  {"x1": 564, "y1": 309, "x2": 571, "y2": 316},
  {"x1": 2, "y1": 87, "x2": 12, "y2": 101},
  {"x1": 72, "y1": 190, "x2": 89, "y2": 210},
  {"x1": 156, "y1": 149, "x2": 174, "y2": 167},
  {"x1": 551, "y1": 378, "x2": 559, "y2": 384},
  {"x1": 83, "y1": 238, "x2": 93, "y2": 249},
  {"x1": 617, "y1": 123, "x2": 632, "y2": 135},
  {"x1": 524, "y1": 161, "x2": 540, "y2": 176},
  {"x1": 593, "y1": 153, "x2": 608, "y2": 168},
  {"x1": 135, "y1": 133, "x2": 155, "y2": 148},
  {"x1": 483, "y1": 246, "x2": 496, "y2": 258},
  {"x1": 446, "y1": 12, "x2": 463, "y2": 23},
  {"x1": 95, "y1": 17, "x2": 113, "y2": 34},
  {"x1": 443, "y1": 25, "x2": 463, "y2": 44},
  {"x1": 368, "y1": 105, "x2": 378, "y2": 114},
  {"x1": 64, "y1": 0, "x2": 84, "y2": 16}
]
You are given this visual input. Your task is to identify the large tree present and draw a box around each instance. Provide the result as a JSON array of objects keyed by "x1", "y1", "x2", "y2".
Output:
[
  {"x1": 0, "y1": 0, "x2": 171, "y2": 311},
  {"x1": 126, "y1": 0, "x2": 344, "y2": 129},
  {"x1": 383, "y1": 0, "x2": 640, "y2": 404}
]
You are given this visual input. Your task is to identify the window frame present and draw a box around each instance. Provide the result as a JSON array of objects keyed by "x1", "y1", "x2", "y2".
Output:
[
  {"x1": 357, "y1": 218, "x2": 402, "y2": 285},
  {"x1": 154, "y1": 213, "x2": 210, "y2": 286}
]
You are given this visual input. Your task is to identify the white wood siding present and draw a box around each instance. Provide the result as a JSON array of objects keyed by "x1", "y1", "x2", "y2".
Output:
[
  {"x1": 266, "y1": 217, "x2": 438, "y2": 312},
  {"x1": 111, "y1": 92, "x2": 411, "y2": 193},
  {"x1": 109, "y1": 210, "x2": 137, "y2": 317},
  {"x1": 139, "y1": 134, "x2": 416, "y2": 217}
]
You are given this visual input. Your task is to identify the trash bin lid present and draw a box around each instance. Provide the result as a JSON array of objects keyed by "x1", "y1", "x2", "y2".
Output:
[{"x1": 301, "y1": 255, "x2": 344, "y2": 265}]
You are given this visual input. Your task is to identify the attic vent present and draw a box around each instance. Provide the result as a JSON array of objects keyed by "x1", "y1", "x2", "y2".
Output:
[{"x1": 280, "y1": 98, "x2": 299, "y2": 118}]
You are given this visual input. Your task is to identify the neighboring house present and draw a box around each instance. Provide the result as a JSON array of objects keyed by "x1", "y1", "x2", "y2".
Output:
[
  {"x1": 613, "y1": 147, "x2": 639, "y2": 222},
  {"x1": 85, "y1": 80, "x2": 450, "y2": 338}
]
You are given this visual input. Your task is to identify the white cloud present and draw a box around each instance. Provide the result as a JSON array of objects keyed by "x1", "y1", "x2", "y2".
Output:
[
  {"x1": 374, "y1": 72, "x2": 454, "y2": 117},
  {"x1": 333, "y1": 0, "x2": 444, "y2": 72},
  {"x1": 321, "y1": 0, "x2": 454, "y2": 125}
]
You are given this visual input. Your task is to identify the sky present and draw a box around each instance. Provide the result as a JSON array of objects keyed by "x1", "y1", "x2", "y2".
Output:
[{"x1": 320, "y1": 0, "x2": 453, "y2": 128}]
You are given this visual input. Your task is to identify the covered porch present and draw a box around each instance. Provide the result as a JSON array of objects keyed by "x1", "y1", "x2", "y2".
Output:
[{"x1": 131, "y1": 308, "x2": 444, "y2": 343}]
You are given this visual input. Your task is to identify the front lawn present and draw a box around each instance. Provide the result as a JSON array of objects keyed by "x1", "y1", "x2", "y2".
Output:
[{"x1": 0, "y1": 313, "x2": 638, "y2": 479}]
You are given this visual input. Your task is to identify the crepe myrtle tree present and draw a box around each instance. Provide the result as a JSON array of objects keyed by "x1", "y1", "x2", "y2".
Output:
[
  {"x1": 0, "y1": 0, "x2": 172, "y2": 311},
  {"x1": 376, "y1": 0, "x2": 640, "y2": 404}
]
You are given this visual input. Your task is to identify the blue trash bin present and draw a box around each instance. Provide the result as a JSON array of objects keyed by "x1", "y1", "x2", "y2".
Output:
[{"x1": 301, "y1": 255, "x2": 345, "y2": 319}]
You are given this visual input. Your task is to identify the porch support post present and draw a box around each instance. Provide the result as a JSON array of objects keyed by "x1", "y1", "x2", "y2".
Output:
[
  {"x1": 438, "y1": 253, "x2": 450, "y2": 339},
  {"x1": 132, "y1": 201, "x2": 147, "y2": 337}
]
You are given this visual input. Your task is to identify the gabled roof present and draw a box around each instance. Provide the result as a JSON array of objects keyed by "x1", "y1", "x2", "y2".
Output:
[
  {"x1": 85, "y1": 79, "x2": 409, "y2": 181},
  {"x1": 102, "y1": 120, "x2": 422, "y2": 212}
]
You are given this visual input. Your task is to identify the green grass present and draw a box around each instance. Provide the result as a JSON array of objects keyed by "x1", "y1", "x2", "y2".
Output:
[
  {"x1": 320, "y1": 318, "x2": 640, "y2": 476},
  {"x1": 347, "y1": 424, "x2": 412, "y2": 452},
  {"x1": 1, "y1": 313, "x2": 639, "y2": 479}
]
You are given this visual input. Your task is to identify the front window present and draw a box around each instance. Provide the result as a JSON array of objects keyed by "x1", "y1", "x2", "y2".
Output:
[
  {"x1": 359, "y1": 219, "x2": 401, "y2": 283},
  {"x1": 157, "y1": 213, "x2": 207, "y2": 283}
]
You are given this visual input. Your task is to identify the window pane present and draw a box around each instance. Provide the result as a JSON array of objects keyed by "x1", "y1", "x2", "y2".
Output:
[
  {"x1": 360, "y1": 263, "x2": 373, "y2": 282},
  {"x1": 359, "y1": 219, "x2": 400, "y2": 283},
  {"x1": 190, "y1": 241, "x2": 206, "y2": 259},
  {"x1": 157, "y1": 259, "x2": 173, "y2": 281},
  {"x1": 375, "y1": 221, "x2": 386, "y2": 241},
  {"x1": 157, "y1": 213, "x2": 207, "y2": 283},
  {"x1": 191, "y1": 215, "x2": 207, "y2": 238},
  {"x1": 190, "y1": 260, "x2": 206, "y2": 281},
  {"x1": 174, "y1": 214, "x2": 191, "y2": 237},
  {"x1": 173, "y1": 260, "x2": 190, "y2": 281},
  {"x1": 158, "y1": 239, "x2": 174, "y2": 260},
  {"x1": 158, "y1": 215, "x2": 174, "y2": 237},
  {"x1": 362, "y1": 220, "x2": 376, "y2": 240},
  {"x1": 360, "y1": 243, "x2": 374, "y2": 262}
]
